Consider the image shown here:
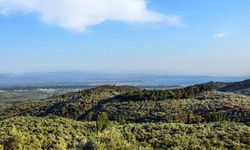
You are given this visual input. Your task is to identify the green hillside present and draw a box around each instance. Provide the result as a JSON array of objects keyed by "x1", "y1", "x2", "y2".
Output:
[
  {"x1": 202, "y1": 79, "x2": 250, "y2": 96},
  {"x1": 218, "y1": 79, "x2": 250, "y2": 96},
  {"x1": 86, "y1": 91, "x2": 250, "y2": 123},
  {"x1": 0, "y1": 85, "x2": 138, "y2": 120},
  {"x1": 1, "y1": 84, "x2": 249, "y2": 123},
  {"x1": 0, "y1": 83, "x2": 250, "y2": 149}
]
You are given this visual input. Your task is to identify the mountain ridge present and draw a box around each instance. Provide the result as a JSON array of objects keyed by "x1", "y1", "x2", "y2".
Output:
[{"x1": 203, "y1": 79, "x2": 250, "y2": 96}]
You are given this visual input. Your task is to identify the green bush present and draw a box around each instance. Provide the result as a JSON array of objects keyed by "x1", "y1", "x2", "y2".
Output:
[{"x1": 96, "y1": 112, "x2": 110, "y2": 132}]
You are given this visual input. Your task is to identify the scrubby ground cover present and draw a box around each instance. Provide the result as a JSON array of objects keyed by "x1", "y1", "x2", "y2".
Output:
[{"x1": 0, "y1": 116, "x2": 249, "y2": 150}]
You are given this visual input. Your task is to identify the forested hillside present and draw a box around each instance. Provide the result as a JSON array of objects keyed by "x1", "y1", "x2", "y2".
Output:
[
  {"x1": 0, "y1": 84, "x2": 249, "y2": 123},
  {"x1": 86, "y1": 92, "x2": 250, "y2": 123},
  {"x1": 203, "y1": 79, "x2": 250, "y2": 96},
  {"x1": 218, "y1": 79, "x2": 250, "y2": 96},
  {"x1": 0, "y1": 85, "x2": 138, "y2": 120}
]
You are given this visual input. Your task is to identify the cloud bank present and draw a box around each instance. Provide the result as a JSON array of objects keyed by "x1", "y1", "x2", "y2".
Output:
[{"x1": 0, "y1": 0, "x2": 181, "y2": 32}]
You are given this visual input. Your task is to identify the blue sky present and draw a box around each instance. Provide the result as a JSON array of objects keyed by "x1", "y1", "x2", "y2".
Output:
[{"x1": 0, "y1": 0, "x2": 250, "y2": 76}]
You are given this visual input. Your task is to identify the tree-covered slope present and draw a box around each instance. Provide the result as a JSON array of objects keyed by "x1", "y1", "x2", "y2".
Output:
[
  {"x1": 85, "y1": 91, "x2": 250, "y2": 123},
  {"x1": 1, "y1": 84, "x2": 250, "y2": 124},
  {"x1": 0, "y1": 116, "x2": 249, "y2": 150},
  {"x1": 201, "y1": 79, "x2": 250, "y2": 96},
  {"x1": 218, "y1": 79, "x2": 250, "y2": 96},
  {"x1": 0, "y1": 84, "x2": 213, "y2": 121},
  {"x1": 0, "y1": 85, "x2": 138, "y2": 120}
]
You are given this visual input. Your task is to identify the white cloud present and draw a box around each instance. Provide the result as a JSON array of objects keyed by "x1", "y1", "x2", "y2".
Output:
[
  {"x1": 0, "y1": 0, "x2": 182, "y2": 32},
  {"x1": 213, "y1": 32, "x2": 231, "y2": 39}
]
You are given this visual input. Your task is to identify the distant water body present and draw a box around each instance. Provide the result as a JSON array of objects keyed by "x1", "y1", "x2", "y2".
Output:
[
  {"x1": 0, "y1": 73, "x2": 248, "y2": 87},
  {"x1": 130, "y1": 76, "x2": 248, "y2": 86}
]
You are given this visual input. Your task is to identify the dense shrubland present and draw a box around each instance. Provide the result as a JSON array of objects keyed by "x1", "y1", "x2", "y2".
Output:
[
  {"x1": 117, "y1": 84, "x2": 212, "y2": 101},
  {"x1": 0, "y1": 84, "x2": 213, "y2": 119},
  {"x1": 86, "y1": 91, "x2": 250, "y2": 123},
  {"x1": 0, "y1": 116, "x2": 249, "y2": 150},
  {"x1": 0, "y1": 85, "x2": 250, "y2": 124},
  {"x1": 0, "y1": 116, "x2": 95, "y2": 149}
]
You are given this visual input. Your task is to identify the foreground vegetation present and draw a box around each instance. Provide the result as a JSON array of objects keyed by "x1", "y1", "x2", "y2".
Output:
[{"x1": 0, "y1": 116, "x2": 249, "y2": 150}]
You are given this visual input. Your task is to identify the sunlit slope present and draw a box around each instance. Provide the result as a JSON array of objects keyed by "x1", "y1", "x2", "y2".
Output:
[{"x1": 0, "y1": 116, "x2": 249, "y2": 150}]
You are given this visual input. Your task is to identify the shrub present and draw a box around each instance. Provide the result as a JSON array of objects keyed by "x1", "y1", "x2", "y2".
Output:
[{"x1": 96, "y1": 112, "x2": 110, "y2": 132}]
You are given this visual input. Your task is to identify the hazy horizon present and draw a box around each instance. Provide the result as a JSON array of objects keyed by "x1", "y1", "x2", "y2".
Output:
[{"x1": 0, "y1": 71, "x2": 249, "y2": 87}]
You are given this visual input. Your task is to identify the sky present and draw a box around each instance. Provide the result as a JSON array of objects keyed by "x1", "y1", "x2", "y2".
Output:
[{"x1": 0, "y1": 0, "x2": 250, "y2": 76}]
